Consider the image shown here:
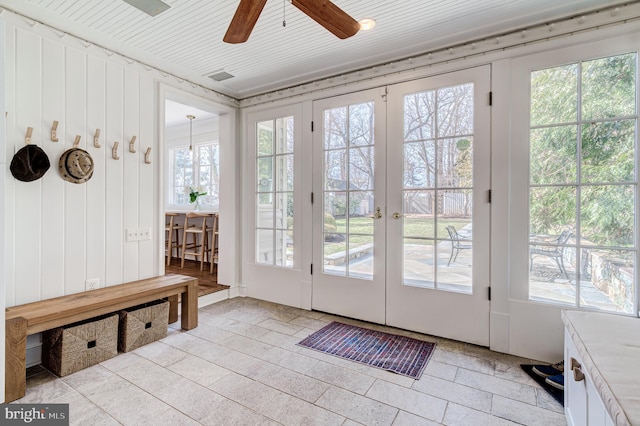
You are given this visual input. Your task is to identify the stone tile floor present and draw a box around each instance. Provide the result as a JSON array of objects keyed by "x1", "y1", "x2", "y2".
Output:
[{"x1": 16, "y1": 297, "x2": 566, "y2": 425}]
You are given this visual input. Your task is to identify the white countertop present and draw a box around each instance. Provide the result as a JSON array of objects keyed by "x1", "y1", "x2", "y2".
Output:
[{"x1": 562, "y1": 310, "x2": 640, "y2": 426}]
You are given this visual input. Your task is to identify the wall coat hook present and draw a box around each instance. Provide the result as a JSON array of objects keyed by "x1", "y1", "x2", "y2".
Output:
[
  {"x1": 112, "y1": 141, "x2": 120, "y2": 160},
  {"x1": 51, "y1": 121, "x2": 59, "y2": 142},
  {"x1": 73, "y1": 135, "x2": 81, "y2": 148},
  {"x1": 25, "y1": 127, "x2": 33, "y2": 145},
  {"x1": 129, "y1": 135, "x2": 137, "y2": 153},
  {"x1": 144, "y1": 147, "x2": 152, "y2": 164},
  {"x1": 94, "y1": 129, "x2": 101, "y2": 148}
]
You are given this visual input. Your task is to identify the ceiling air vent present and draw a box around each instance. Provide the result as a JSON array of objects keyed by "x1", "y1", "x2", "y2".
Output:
[
  {"x1": 208, "y1": 71, "x2": 235, "y2": 82},
  {"x1": 122, "y1": 0, "x2": 170, "y2": 17}
]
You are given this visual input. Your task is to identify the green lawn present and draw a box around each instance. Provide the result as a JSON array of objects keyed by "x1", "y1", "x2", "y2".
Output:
[{"x1": 324, "y1": 216, "x2": 471, "y2": 255}]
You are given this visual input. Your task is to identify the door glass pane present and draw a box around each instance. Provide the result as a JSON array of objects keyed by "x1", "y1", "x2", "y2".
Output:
[
  {"x1": 322, "y1": 102, "x2": 375, "y2": 279},
  {"x1": 437, "y1": 84, "x2": 473, "y2": 136},
  {"x1": 348, "y1": 191, "x2": 374, "y2": 235},
  {"x1": 255, "y1": 117, "x2": 294, "y2": 268},
  {"x1": 404, "y1": 141, "x2": 435, "y2": 188},
  {"x1": 275, "y1": 154, "x2": 294, "y2": 191},
  {"x1": 258, "y1": 121, "x2": 274, "y2": 155},
  {"x1": 257, "y1": 157, "x2": 273, "y2": 191},
  {"x1": 256, "y1": 229, "x2": 274, "y2": 264},
  {"x1": 404, "y1": 191, "x2": 435, "y2": 239},
  {"x1": 404, "y1": 91, "x2": 435, "y2": 141},
  {"x1": 402, "y1": 84, "x2": 474, "y2": 293},
  {"x1": 529, "y1": 53, "x2": 637, "y2": 314},
  {"x1": 349, "y1": 147, "x2": 374, "y2": 190},
  {"x1": 403, "y1": 238, "x2": 435, "y2": 287},
  {"x1": 325, "y1": 108, "x2": 347, "y2": 149},
  {"x1": 349, "y1": 103, "x2": 374, "y2": 146}
]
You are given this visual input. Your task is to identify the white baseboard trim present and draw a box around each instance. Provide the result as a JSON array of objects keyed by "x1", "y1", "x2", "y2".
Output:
[
  {"x1": 198, "y1": 289, "x2": 231, "y2": 308},
  {"x1": 230, "y1": 285, "x2": 246, "y2": 298}
]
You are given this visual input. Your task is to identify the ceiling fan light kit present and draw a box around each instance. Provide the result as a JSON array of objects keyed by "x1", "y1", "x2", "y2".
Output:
[
  {"x1": 224, "y1": 0, "x2": 360, "y2": 44},
  {"x1": 359, "y1": 18, "x2": 376, "y2": 31}
]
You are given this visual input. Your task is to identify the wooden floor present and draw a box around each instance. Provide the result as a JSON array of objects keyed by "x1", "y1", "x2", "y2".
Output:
[{"x1": 165, "y1": 257, "x2": 229, "y2": 297}]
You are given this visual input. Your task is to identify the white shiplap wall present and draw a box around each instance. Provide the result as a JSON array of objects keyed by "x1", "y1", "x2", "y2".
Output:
[{"x1": 4, "y1": 23, "x2": 155, "y2": 306}]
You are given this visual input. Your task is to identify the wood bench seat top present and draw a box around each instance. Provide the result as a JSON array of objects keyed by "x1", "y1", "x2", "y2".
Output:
[{"x1": 6, "y1": 274, "x2": 197, "y2": 334}]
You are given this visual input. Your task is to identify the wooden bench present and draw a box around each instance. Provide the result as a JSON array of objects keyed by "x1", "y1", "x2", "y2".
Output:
[{"x1": 5, "y1": 274, "x2": 198, "y2": 403}]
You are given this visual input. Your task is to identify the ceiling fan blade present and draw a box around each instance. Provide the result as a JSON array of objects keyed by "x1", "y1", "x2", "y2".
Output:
[
  {"x1": 223, "y1": 0, "x2": 268, "y2": 44},
  {"x1": 291, "y1": 0, "x2": 360, "y2": 40}
]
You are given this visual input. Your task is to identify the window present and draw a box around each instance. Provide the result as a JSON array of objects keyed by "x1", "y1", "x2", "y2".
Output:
[
  {"x1": 256, "y1": 117, "x2": 294, "y2": 267},
  {"x1": 171, "y1": 143, "x2": 220, "y2": 208},
  {"x1": 528, "y1": 52, "x2": 637, "y2": 314}
]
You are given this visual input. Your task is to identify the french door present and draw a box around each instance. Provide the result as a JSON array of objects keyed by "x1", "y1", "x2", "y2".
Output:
[
  {"x1": 312, "y1": 88, "x2": 387, "y2": 324},
  {"x1": 312, "y1": 66, "x2": 491, "y2": 345},
  {"x1": 385, "y1": 67, "x2": 491, "y2": 345}
]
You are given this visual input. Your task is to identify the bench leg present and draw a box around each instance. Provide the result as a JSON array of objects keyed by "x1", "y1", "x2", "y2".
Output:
[
  {"x1": 181, "y1": 279, "x2": 198, "y2": 330},
  {"x1": 5, "y1": 317, "x2": 27, "y2": 403},
  {"x1": 167, "y1": 295, "x2": 179, "y2": 324}
]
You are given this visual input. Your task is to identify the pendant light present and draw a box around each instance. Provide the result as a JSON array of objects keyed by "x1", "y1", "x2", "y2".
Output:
[{"x1": 187, "y1": 114, "x2": 195, "y2": 151}]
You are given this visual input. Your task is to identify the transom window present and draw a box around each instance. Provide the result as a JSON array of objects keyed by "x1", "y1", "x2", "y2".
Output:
[{"x1": 528, "y1": 52, "x2": 637, "y2": 314}]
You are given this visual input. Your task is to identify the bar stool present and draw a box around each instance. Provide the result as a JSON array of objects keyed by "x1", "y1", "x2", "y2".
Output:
[
  {"x1": 181, "y1": 213, "x2": 211, "y2": 271},
  {"x1": 165, "y1": 213, "x2": 182, "y2": 266},
  {"x1": 210, "y1": 213, "x2": 219, "y2": 274}
]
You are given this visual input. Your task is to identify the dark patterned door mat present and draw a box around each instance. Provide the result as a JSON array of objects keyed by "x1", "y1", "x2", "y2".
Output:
[{"x1": 298, "y1": 321, "x2": 436, "y2": 379}]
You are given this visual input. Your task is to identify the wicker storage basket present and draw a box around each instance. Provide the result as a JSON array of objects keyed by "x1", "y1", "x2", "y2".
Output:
[
  {"x1": 42, "y1": 313, "x2": 119, "y2": 377},
  {"x1": 118, "y1": 299, "x2": 169, "y2": 352}
]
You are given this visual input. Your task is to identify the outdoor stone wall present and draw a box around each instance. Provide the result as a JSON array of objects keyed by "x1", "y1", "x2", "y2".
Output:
[{"x1": 590, "y1": 252, "x2": 633, "y2": 313}]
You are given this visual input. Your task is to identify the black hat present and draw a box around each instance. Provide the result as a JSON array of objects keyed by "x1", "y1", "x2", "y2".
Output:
[{"x1": 10, "y1": 144, "x2": 51, "y2": 182}]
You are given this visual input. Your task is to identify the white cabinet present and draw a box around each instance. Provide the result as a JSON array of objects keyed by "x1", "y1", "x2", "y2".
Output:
[
  {"x1": 563, "y1": 311, "x2": 634, "y2": 426},
  {"x1": 565, "y1": 329, "x2": 615, "y2": 425}
]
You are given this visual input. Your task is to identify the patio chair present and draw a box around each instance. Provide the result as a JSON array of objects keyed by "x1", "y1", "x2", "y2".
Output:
[
  {"x1": 446, "y1": 225, "x2": 472, "y2": 266},
  {"x1": 530, "y1": 229, "x2": 572, "y2": 279}
]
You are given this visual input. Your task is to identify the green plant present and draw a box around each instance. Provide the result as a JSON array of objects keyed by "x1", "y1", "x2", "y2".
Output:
[{"x1": 188, "y1": 186, "x2": 207, "y2": 203}]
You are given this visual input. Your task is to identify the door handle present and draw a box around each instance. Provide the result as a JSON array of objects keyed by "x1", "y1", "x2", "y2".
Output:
[
  {"x1": 369, "y1": 207, "x2": 382, "y2": 219},
  {"x1": 392, "y1": 212, "x2": 402, "y2": 219}
]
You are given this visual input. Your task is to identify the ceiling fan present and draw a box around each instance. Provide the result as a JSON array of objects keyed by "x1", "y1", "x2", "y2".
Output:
[{"x1": 224, "y1": 0, "x2": 360, "y2": 44}]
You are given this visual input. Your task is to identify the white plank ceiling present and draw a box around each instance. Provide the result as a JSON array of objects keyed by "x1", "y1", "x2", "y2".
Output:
[{"x1": 0, "y1": 0, "x2": 631, "y2": 99}]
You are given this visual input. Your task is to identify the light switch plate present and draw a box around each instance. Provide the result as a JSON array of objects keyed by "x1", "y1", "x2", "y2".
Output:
[
  {"x1": 139, "y1": 228, "x2": 151, "y2": 241},
  {"x1": 126, "y1": 228, "x2": 137, "y2": 242}
]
